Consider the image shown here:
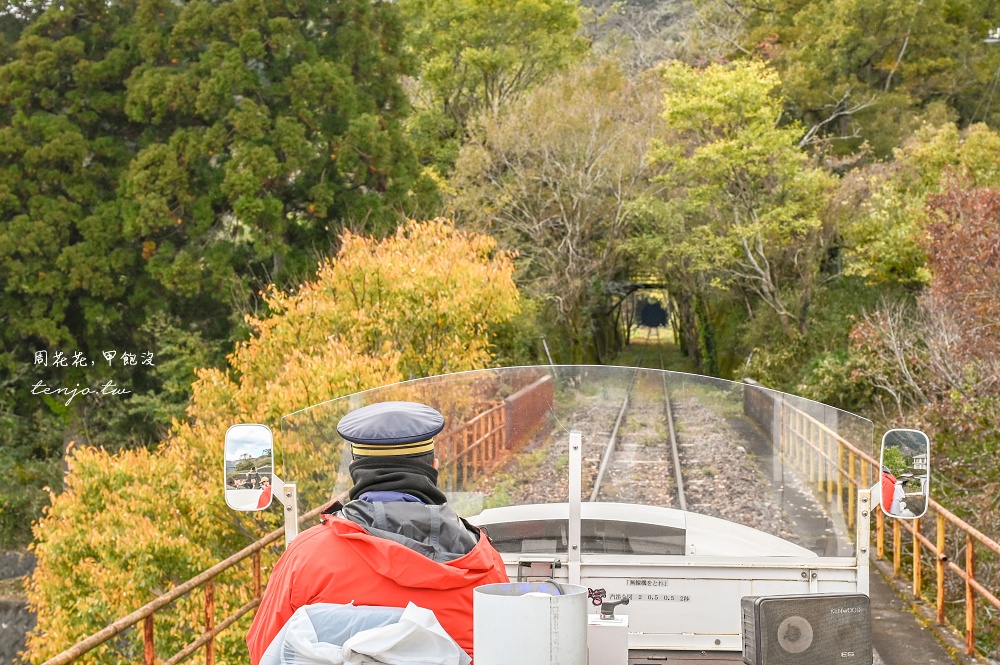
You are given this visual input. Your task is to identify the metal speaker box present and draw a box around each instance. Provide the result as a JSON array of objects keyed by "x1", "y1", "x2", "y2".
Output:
[{"x1": 741, "y1": 593, "x2": 872, "y2": 665}]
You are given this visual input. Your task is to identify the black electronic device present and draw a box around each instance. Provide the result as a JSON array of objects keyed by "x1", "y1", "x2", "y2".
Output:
[{"x1": 741, "y1": 593, "x2": 872, "y2": 665}]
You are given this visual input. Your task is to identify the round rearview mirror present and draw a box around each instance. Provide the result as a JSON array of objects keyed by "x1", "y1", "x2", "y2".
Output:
[
  {"x1": 879, "y1": 429, "x2": 930, "y2": 519},
  {"x1": 224, "y1": 424, "x2": 274, "y2": 511}
]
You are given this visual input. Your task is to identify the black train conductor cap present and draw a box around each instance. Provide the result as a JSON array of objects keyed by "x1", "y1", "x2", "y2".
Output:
[{"x1": 337, "y1": 401, "x2": 445, "y2": 458}]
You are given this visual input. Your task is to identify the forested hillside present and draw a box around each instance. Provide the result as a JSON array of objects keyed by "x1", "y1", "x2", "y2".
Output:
[{"x1": 2, "y1": 0, "x2": 1000, "y2": 659}]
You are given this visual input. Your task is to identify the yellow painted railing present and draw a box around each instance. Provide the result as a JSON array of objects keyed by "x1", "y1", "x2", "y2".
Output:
[{"x1": 780, "y1": 401, "x2": 1000, "y2": 660}]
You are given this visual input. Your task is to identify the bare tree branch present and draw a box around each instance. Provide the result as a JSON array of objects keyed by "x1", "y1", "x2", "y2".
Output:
[{"x1": 798, "y1": 89, "x2": 878, "y2": 148}]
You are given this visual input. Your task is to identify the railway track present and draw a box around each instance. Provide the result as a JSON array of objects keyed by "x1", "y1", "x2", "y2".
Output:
[
  {"x1": 588, "y1": 328, "x2": 687, "y2": 510},
  {"x1": 468, "y1": 348, "x2": 824, "y2": 549}
]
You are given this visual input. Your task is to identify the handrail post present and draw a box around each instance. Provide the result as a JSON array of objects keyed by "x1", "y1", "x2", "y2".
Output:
[
  {"x1": 484, "y1": 412, "x2": 491, "y2": 462},
  {"x1": 806, "y1": 417, "x2": 812, "y2": 475},
  {"x1": 469, "y1": 419, "x2": 476, "y2": 473},
  {"x1": 780, "y1": 400, "x2": 786, "y2": 458},
  {"x1": 937, "y1": 512, "x2": 946, "y2": 624},
  {"x1": 490, "y1": 409, "x2": 495, "y2": 461},
  {"x1": 144, "y1": 615, "x2": 155, "y2": 665},
  {"x1": 965, "y1": 534, "x2": 975, "y2": 656},
  {"x1": 462, "y1": 427, "x2": 468, "y2": 483},
  {"x1": 205, "y1": 579, "x2": 215, "y2": 665},
  {"x1": 794, "y1": 411, "x2": 800, "y2": 465},
  {"x1": 893, "y1": 519, "x2": 901, "y2": 577},
  {"x1": 500, "y1": 400, "x2": 508, "y2": 451},
  {"x1": 568, "y1": 431, "x2": 582, "y2": 586},
  {"x1": 837, "y1": 444, "x2": 844, "y2": 514},
  {"x1": 913, "y1": 518, "x2": 922, "y2": 600},
  {"x1": 472, "y1": 417, "x2": 480, "y2": 467},
  {"x1": 855, "y1": 487, "x2": 872, "y2": 597},
  {"x1": 825, "y1": 433, "x2": 834, "y2": 503},
  {"x1": 847, "y1": 451, "x2": 856, "y2": 529},
  {"x1": 450, "y1": 441, "x2": 457, "y2": 489},
  {"x1": 805, "y1": 419, "x2": 811, "y2": 481}
]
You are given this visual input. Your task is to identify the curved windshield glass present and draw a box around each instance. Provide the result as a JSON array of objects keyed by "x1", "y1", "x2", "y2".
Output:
[{"x1": 279, "y1": 366, "x2": 873, "y2": 559}]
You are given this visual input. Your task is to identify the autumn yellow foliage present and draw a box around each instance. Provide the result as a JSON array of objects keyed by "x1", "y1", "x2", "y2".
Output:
[{"x1": 25, "y1": 220, "x2": 520, "y2": 664}]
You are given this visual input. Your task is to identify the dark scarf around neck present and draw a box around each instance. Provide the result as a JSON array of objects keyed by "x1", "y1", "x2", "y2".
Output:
[{"x1": 348, "y1": 456, "x2": 447, "y2": 505}]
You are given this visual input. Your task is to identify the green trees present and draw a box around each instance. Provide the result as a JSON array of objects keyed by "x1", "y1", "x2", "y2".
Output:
[
  {"x1": 658, "y1": 60, "x2": 832, "y2": 339},
  {"x1": 632, "y1": 60, "x2": 834, "y2": 373},
  {"x1": 450, "y1": 57, "x2": 845, "y2": 372},
  {"x1": 123, "y1": 0, "x2": 431, "y2": 265},
  {"x1": 0, "y1": 0, "x2": 433, "y2": 544},
  {"x1": 0, "y1": 0, "x2": 432, "y2": 366},
  {"x1": 451, "y1": 60, "x2": 665, "y2": 362},
  {"x1": 0, "y1": 0, "x2": 148, "y2": 545},
  {"x1": 398, "y1": 0, "x2": 587, "y2": 173},
  {"x1": 835, "y1": 122, "x2": 1000, "y2": 287},
  {"x1": 690, "y1": 0, "x2": 1000, "y2": 154}
]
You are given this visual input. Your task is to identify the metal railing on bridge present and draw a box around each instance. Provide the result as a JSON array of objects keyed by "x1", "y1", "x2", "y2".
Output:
[{"x1": 745, "y1": 380, "x2": 1000, "y2": 661}]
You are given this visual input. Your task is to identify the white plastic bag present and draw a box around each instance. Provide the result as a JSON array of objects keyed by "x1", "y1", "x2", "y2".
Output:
[
  {"x1": 343, "y1": 603, "x2": 470, "y2": 665},
  {"x1": 259, "y1": 602, "x2": 470, "y2": 665}
]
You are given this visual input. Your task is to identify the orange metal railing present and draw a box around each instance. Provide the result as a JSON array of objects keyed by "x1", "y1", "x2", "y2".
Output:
[
  {"x1": 439, "y1": 403, "x2": 507, "y2": 489},
  {"x1": 39, "y1": 521, "x2": 293, "y2": 665},
  {"x1": 778, "y1": 397, "x2": 1000, "y2": 660}
]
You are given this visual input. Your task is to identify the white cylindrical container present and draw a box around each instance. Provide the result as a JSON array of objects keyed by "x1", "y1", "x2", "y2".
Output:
[{"x1": 474, "y1": 582, "x2": 589, "y2": 665}]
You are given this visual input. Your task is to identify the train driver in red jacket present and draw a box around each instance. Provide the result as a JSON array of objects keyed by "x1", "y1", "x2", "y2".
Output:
[{"x1": 246, "y1": 401, "x2": 509, "y2": 664}]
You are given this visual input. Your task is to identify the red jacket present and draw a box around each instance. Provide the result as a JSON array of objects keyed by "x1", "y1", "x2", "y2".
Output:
[
  {"x1": 246, "y1": 512, "x2": 509, "y2": 664},
  {"x1": 881, "y1": 470, "x2": 897, "y2": 513},
  {"x1": 256, "y1": 486, "x2": 272, "y2": 510}
]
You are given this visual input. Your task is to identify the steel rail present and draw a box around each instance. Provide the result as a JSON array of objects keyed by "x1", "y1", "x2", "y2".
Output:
[
  {"x1": 592, "y1": 329, "x2": 685, "y2": 511},
  {"x1": 590, "y1": 335, "x2": 648, "y2": 501},
  {"x1": 589, "y1": 391, "x2": 631, "y2": 502},
  {"x1": 656, "y1": 329, "x2": 687, "y2": 511}
]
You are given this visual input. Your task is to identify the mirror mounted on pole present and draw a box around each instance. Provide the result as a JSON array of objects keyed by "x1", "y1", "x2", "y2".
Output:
[
  {"x1": 879, "y1": 429, "x2": 930, "y2": 519},
  {"x1": 224, "y1": 424, "x2": 274, "y2": 511}
]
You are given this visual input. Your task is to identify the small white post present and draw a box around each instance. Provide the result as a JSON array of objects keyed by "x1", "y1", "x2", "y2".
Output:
[
  {"x1": 569, "y1": 431, "x2": 582, "y2": 586},
  {"x1": 271, "y1": 475, "x2": 299, "y2": 547}
]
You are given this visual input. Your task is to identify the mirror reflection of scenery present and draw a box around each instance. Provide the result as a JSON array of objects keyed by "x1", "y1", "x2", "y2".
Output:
[
  {"x1": 879, "y1": 429, "x2": 930, "y2": 519},
  {"x1": 225, "y1": 424, "x2": 274, "y2": 511}
]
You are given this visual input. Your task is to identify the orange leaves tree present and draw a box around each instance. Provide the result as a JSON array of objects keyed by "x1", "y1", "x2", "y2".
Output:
[
  {"x1": 924, "y1": 188, "x2": 1000, "y2": 359},
  {"x1": 24, "y1": 219, "x2": 520, "y2": 664}
]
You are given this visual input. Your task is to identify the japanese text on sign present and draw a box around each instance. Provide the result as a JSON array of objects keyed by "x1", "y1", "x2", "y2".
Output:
[
  {"x1": 609, "y1": 593, "x2": 691, "y2": 602},
  {"x1": 627, "y1": 579, "x2": 670, "y2": 587},
  {"x1": 34, "y1": 350, "x2": 155, "y2": 367}
]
